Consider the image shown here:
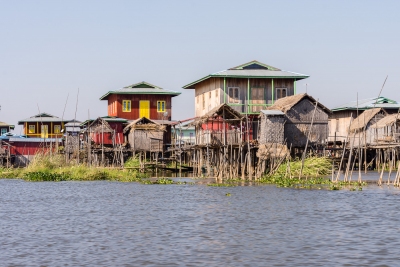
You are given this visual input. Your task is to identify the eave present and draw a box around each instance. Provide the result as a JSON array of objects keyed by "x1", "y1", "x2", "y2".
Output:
[
  {"x1": 100, "y1": 91, "x2": 181, "y2": 100},
  {"x1": 183, "y1": 74, "x2": 310, "y2": 89}
]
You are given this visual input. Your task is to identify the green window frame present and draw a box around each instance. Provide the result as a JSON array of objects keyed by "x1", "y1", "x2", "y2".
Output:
[
  {"x1": 122, "y1": 100, "x2": 131, "y2": 112},
  {"x1": 228, "y1": 87, "x2": 240, "y2": 103},
  {"x1": 157, "y1": 101, "x2": 166, "y2": 112}
]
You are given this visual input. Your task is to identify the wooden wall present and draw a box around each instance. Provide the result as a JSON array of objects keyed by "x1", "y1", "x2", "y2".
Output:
[
  {"x1": 194, "y1": 77, "x2": 295, "y2": 116},
  {"x1": 128, "y1": 130, "x2": 164, "y2": 152},
  {"x1": 107, "y1": 94, "x2": 173, "y2": 121},
  {"x1": 194, "y1": 78, "x2": 224, "y2": 117},
  {"x1": 23, "y1": 122, "x2": 63, "y2": 138},
  {"x1": 259, "y1": 115, "x2": 285, "y2": 144},
  {"x1": 285, "y1": 98, "x2": 329, "y2": 148}
]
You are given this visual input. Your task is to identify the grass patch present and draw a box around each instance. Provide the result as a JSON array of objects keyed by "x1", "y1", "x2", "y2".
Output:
[
  {"x1": 259, "y1": 157, "x2": 365, "y2": 190},
  {"x1": 0, "y1": 153, "x2": 144, "y2": 182}
]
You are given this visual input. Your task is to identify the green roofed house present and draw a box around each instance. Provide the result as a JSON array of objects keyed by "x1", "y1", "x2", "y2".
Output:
[
  {"x1": 328, "y1": 96, "x2": 400, "y2": 142},
  {"x1": 182, "y1": 60, "x2": 309, "y2": 117},
  {"x1": 100, "y1": 81, "x2": 181, "y2": 121}
]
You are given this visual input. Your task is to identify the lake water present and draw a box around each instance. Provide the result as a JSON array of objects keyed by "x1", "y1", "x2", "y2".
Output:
[{"x1": 1, "y1": 178, "x2": 400, "y2": 266}]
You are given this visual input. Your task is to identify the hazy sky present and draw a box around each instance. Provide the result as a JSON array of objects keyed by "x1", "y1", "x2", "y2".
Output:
[{"x1": 1, "y1": 0, "x2": 400, "y2": 133}]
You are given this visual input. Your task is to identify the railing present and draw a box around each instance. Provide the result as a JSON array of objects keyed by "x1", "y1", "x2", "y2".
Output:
[
  {"x1": 227, "y1": 103, "x2": 273, "y2": 114},
  {"x1": 197, "y1": 130, "x2": 241, "y2": 145}
]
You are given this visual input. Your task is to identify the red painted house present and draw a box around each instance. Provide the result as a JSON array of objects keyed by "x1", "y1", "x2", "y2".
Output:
[
  {"x1": 8, "y1": 137, "x2": 62, "y2": 166},
  {"x1": 81, "y1": 117, "x2": 128, "y2": 146},
  {"x1": 99, "y1": 81, "x2": 181, "y2": 121}
]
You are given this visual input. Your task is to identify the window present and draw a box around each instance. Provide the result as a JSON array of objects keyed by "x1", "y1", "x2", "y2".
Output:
[
  {"x1": 335, "y1": 119, "x2": 339, "y2": 132},
  {"x1": 215, "y1": 89, "x2": 218, "y2": 97},
  {"x1": 122, "y1": 100, "x2": 131, "y2": 112},
  {"x1": 276, "y1": 88, "x2": 287, "y2": 100},
  {"x1": 54, "y1": 125, "x2": 61, "y2": 134},
  {"x1": 1, "y1": 128, "x2": 6, "y2": 135},
  {"x1": 209, "y1": 92, "x2": 211, "y2": 98},
  {"x1": 228, "y1": 87, "x2": 240, "y2": 103},
  {"x1": 157, "y1": 101, "x2": 166, "y2": 112},
  {"x1": 29, "y1": 125, "x2": 35, "y2": 134},
  {"x1": 202, "y1": 94, "x2": 205, "y2": 110}
]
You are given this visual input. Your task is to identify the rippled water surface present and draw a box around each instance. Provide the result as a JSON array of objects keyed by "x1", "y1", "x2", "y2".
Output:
[{"x1": 1, "y1": 179, "x2": 400, "y2": 266}]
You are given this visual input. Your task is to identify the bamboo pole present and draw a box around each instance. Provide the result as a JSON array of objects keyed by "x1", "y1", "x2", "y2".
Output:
[
  {"x1": 300, "y1": 100, "x2": 319, "y2": 178},
  {"x1": 335, "y1": 114, "x2": 354, "y2": 182}
]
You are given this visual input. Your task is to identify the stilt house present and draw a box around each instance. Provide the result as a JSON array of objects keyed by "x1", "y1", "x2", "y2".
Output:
[
  {"x1": 370, "y1": 114, "x2": 400, "y2": 144},
  {"x1": 18, "y1": 113, "x2": 68, "y2": 138},
  {"x1": 100, "y1": 81, "x2": 181, "y2": 121},
  {"x1": 266, "y1": 93, "x2": 331, "y2": 148},
  {"x1": 329, "y1": 96, "x2": 400, "y2": 142},
  {"x1": 83, "y1": 117, "x2": 128, "y2": 146},
  {"x1": 348, "y1": 108, "x2": 387, "y2": 147},
  {"x1": 183, "y1": 60, "x2": 309, "y2": 116},
  {"x1": 64, "y1": 120, "x2": 82, "y2": 136},
  {"x1": 124, "y1": 117, "x2": 165, "y2": 152},
  {"x1": 191, "y1": 104, "x2": 243, "y2": 146}
]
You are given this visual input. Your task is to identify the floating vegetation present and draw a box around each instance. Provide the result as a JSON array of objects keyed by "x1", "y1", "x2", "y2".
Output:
[
  {"x1": 153, "y1": 178, "x2": 174, "y2": 184},
  {"x1": 259, "y1": 157, "x2": 367, "y2": 191},
  {"x1": 208, "y1": 183, "x2": 236, "y2": 187}
]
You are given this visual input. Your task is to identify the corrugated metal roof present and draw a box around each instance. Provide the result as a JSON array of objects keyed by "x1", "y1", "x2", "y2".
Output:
[
  {"x1": 80, "y1": 116, "x2": 128, "y2": 126},
  {"x1": 0, "y1": 121, "x2": 13, "y2": 127},
  {"x1": 183, "y1": 60, "x2": 309, "y2": 89},
  {"x1": 18, "y1": 112, "x2": 71, "y2": 125},
  {"x1": 332, "y1": 96, "x2": 400, "y2": 111},
  {"x1": 100, "y1": 81, "x2": 181, "y2": 100},
  {"x1": 260, "y1": 110, "x2": 285, "y2": 115},
  {"x1": 66, "y1": 126, "x2": 81, "y2": 132}
]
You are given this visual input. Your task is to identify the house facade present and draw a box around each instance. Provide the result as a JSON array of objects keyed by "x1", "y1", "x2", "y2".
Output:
[
  {"x1": 182, "y1": 60, "x2": 309, "y2": 117},
  {"x1": 18, "y1": 113, "x2": 69, "y2": 138},
  {"x1": 100, "y1": 81, "x2": 181, "y2": 121},
  {"x1": 0, "y1": 122, "x2": 14, "y2": 135}
]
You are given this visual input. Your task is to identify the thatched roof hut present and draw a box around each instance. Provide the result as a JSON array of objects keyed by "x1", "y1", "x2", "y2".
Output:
[
  {"x1": 190, "y1": 103, "x2": 243, "y2": 126},
  {"x1": 370, "y1": 113, "x2": 400, "y2": 129},
  {"x1": 124, "y1": 117, "x2": 166, "y2": 133},
  {"x1": 347, "y1": 108, "x2": 387, "y2": 147},
  {"x1": 265, "y1": 93, "x2": 331, "y2": 148},
  {"x1": 84, "y1": 117, "x2": 127, "y2": 145},
  {"x1": 350, "y1": 108, "x2": 383, "y2": 132},
  {"x1": 190, "y1": 104, "x2": 243, "y2": 146},
  {"x1": 124, "y1": 117, "x2": 166, "y2": 152},
  {"x1": 266, "y1": 93, "x2": 330, "y2": 114}
]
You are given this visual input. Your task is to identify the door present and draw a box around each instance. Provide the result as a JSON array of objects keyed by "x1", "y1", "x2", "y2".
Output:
[
  {"x1": 251, "y1": 88, "x2": 265, "y2": 112},
  {"x1": 41, "y1": 125, "x2": 49, "y2": 138},
  {"x1": 139, "y1": 100, "x2": 150, "y2": 118}
]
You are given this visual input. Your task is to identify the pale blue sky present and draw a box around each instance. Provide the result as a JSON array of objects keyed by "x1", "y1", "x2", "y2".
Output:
[{"x1": 1, "y1": 0, "x2": 400, "y2": 133}]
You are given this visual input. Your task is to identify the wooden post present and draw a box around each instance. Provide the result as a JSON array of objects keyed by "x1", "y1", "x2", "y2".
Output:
[{"x1": 300, "y1": 99, "x2": 319, "y2": 178}]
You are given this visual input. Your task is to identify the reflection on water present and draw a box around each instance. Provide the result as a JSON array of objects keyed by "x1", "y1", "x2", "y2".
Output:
[{"x1": 1, "y1": 179, "x2": 400, "y2": 266}]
